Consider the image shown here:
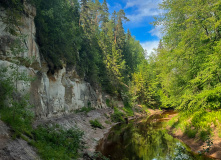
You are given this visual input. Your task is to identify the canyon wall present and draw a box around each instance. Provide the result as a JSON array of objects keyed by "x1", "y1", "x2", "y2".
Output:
[{"x1": 0, "y1": 3, "x2": 107, "y2": 119}]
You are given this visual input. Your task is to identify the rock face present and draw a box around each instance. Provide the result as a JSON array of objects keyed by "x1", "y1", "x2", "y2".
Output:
[{"x1": 0, "y1": 3, "x2": 107, "y2": 119}]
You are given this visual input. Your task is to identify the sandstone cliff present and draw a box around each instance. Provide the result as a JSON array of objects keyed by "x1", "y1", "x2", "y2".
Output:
[{"x1": 0, "y1": 3, "x2": 108, "y2": 119}]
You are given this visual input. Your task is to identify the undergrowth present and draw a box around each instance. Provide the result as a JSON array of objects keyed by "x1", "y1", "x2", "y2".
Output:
[
  {"x1": 75, "y1": 106, "x2": 95, "y2": 113},
  {"x1": 167, "y1": 109, "x2": 221, "y2": 141},
  {"x1": 0, "y1": 105, "x2": 34, "y2": 138},
  {"x1": 122, "y1": 102, "x2": 134, "y2": 117},
  {"x1": 90, "y1": 119, "x2": 104, "y2": 129},
  {"x1": 32, "y1": 125, "x2": 84, "y2": 159},
  {"x1": 111, "y1": 107, "x2": 125, "y2": 123}
]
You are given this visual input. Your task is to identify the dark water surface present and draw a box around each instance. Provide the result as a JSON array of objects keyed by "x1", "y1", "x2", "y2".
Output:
[{"x1": 96, "y1": 111, "x2": 213, "y2": 160}]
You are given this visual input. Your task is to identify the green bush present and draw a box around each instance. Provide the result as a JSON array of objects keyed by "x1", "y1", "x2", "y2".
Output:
[
  {"x1": 200, "y1": 130, "x2": 211, "y2": 141},
  {"x1": 0, "y1": 103, "x2": 34, "y2": 137},
  {"x1": 111, "y1": 107, "x2": 125, "y2": 123},
  {"x1": 89, "y1": 119, "x2": 104, "y2": 129},
  {"x1": 0, "y1": 67, "x2": 34, "y2": 136},
  {"x1": 123, "y1": 106, "x2": 134, "y2": 117},
  {"x1": 106, "y1": 99, "x2": 111, "y2": 108},
  {"x1": 33, "y1": 125, "x2": 83, "y2": 160},
  {"x1": 184, "y1": 126, "x2": 197, "y2": 138}
]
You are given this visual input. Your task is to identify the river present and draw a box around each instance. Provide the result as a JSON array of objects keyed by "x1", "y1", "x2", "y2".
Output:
[{"x1": 96, "y1": 110, "x2": 213, "y2": 160}]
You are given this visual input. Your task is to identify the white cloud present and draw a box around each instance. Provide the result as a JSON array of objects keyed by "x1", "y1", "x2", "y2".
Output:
[
  {"x1": 125, "y1": 0, "x2": 163, "y2": 22},
  {"x1": 107, "y1": 3, "x2": 110, "y2": 8},
  {"x1": 141, "y1": 40, "x2": 159, "y2": 56},
  {"x1": 149, "y1": 24, "x2": 164, "y2": 38}
]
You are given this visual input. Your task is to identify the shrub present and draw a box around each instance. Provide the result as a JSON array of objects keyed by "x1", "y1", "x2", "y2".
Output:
[
  {"x1": 184, "y1": 126, "x2": 197, "y2": 138},
  {"x1": 111, "y1": 107, "x2": 125, "y2": 123},
  {"x1": 123, "y1": 106, "x2": 134, "y2": 117},
  {"x1": 89, "y1": 119, "x2": 104, "y2": 129},
  {"x1": 106, "y1": 99, "x2": 111, "y2": 108},
  {"x1": 33, "y1": 125, "x2": 84, "y2": 160},
  {"x1": 200, "y1": 130, "x2": 211, "y2": 141}
]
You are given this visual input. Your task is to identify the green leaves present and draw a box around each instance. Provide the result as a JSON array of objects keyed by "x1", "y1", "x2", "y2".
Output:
[
  {"x1": 35, "y1": 0, "x2": 80, "y2": 68},
  {"x1": 149, "y1": 0, "x2": 221, "y2": 111}
]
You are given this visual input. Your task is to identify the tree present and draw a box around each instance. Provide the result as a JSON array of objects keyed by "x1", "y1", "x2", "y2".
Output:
[
  {"x1": 152, "y1": 0, "x2": 221, "y2": 110},
  {"x1": 100, "y1": 0, "x2": 109, "y2": 34},
  {"x1": 35, "y1": 0, "x2": 81, "y2": 69}
]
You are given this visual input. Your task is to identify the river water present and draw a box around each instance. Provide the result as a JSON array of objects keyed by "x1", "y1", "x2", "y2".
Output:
[{"x1": 96, "y1": 111, "x2": 213, "y2": 160}]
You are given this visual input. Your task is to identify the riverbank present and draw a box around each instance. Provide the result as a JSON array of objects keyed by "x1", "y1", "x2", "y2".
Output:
[
  {"x1": 166, "y1": 114, "x2": 221, "y2": 160},
  {"x1": 34, "y1": 107, "x2": 161, "y2": 156},
  {"x1": 0, "y1": 107, "x2": 162, "y2": 159}
]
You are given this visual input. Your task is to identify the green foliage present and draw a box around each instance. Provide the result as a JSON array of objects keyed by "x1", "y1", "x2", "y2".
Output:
[
  {"x1": 168, "y1": 109, "x2": 221, "y2": 141},
  {"x1": 75, "y1": 106, "x2": 95, "y2": 113},
  {"x1": 0, "y1": 68, "x2": 13, "y2": 108},
  {"x1": 129, "y1": 60, "x2": 160, "y2": 108},
  {"x1": 106, "y1": 99, "x2": 111, "y2": 108},
  {"x1": 34, "y1": 0, "x2": 81, "y2": 68},
  {"x1": 123, "y1": 104, "x2": 134, "y2": 117},
  {"x1": 0, "y1": 35, "x2": 35, "y2": 136},
  {"x1": 111, "y1": 107, "x2": 125, "y2": 123},
  {"x1": 149, "y1": 0, "x2": 221, "y2": 111},
  {"x1": 33, "y1": 0, "x2": 146, "y2": 97},
  {"x1": 33, "y1": 125, "x2": 83, "y2": 160},
  {"x1": 89, "y1": 119, "x2": 104, "y2": 129},
  {"x1": 0, "y1": 101, "x2": 34, "y2": 137},
  {"x1": 184, "y1": 126, "x2": 197, "y2": 138}
]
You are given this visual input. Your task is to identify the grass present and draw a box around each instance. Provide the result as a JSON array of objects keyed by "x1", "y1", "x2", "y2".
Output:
[
  {"x1": 89, "y1": 119, "x2": 104, "y2": 129},
  {"x1": 167, "y1": 109, "x2": 221, "y2": 141},
  {"x1": 123, "y1": 106, "x2": 134, "y2": 117},
  {"x1": 75, "y1": 106, "x2": 95, "y2": 113},
  {"x1": 106, "y1": 99, "x2": 112, "y2": 108},
  {"x1": 32, "y1": 125, "x2": 83, "y2": 160},
  {"x1": 111, "y1": 107, "x2": 125, "y2": 123},
  {"x1": 184, "y1": 126, "x2": 197, "y2": 138}
]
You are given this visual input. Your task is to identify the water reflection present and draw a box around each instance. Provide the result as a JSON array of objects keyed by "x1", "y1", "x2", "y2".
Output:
[{"x1": 97, "y1": 111, "x2": 212, "y2": 160}]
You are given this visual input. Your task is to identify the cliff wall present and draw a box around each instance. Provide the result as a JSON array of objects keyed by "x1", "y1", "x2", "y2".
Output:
[{"x1": 0, "y1": 3, "x2": 108, "y2": 119}]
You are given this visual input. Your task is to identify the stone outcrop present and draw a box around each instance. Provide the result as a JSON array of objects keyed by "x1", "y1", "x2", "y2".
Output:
[{"x1": 0, "y1": 3, "x2": 108, "y2": 119}]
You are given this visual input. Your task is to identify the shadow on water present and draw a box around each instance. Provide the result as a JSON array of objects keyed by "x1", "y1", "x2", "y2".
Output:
[{"x1": 96, "y1": 111, "x2": 213, "y2": 160}]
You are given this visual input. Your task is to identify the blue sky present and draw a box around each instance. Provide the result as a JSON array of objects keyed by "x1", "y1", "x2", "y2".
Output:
[{"x1": 105, "y1": 0, "x2": 163, "y2": 55}]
